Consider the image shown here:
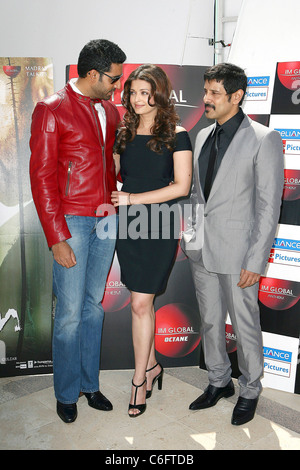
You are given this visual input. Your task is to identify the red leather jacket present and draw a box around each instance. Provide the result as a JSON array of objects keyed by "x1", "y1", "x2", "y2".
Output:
[{"x1": 30, "y1": 82, "x2": 119, "y2": 247}]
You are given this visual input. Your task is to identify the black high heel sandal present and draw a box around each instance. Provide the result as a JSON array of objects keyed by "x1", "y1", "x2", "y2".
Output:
[
  {"x1": 146, "y1": 362, "x2": 164, "y2": 399},
  {"x1": 128, "y1": 378, "x2": 147, "y2": 418}
]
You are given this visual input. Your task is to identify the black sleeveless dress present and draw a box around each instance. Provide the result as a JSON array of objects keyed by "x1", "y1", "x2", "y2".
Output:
[{"x1": 116, "y1": 131, "x2": 192, "y2": 294}]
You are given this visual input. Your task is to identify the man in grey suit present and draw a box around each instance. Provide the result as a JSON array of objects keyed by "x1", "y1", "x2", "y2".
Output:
[{"x1": 182, "y1": 63, "x2": 284, "y2": 425}]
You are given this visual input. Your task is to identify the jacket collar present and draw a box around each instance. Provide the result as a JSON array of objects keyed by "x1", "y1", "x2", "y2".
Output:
[{"x1": 65, "y1": 81, "x2": 103, "y2": 105}]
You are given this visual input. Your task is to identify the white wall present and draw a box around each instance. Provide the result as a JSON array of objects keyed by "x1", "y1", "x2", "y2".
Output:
[
  {"x1": 0, "y1": 0, "x2": 214, "y2": 90},
  {"x1": 214, "y1": 0, "x2": 243, "y2": 63},
  {"x1": 229, "y1": 0, "x2": 300, "y2": 67},
  {"x1": 2, "y1": 0, "x2": 298, "y2": 93}
]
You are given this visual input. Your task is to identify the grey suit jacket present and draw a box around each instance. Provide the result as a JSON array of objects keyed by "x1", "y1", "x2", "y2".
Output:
[{"x1": 181, "y1": 114, "x2": 284, "y2": 275}]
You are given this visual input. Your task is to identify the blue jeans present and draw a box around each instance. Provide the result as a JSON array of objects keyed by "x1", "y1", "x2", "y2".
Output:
[{"x1": 52, "y1": 214, "x2": 117, "y2": 404}]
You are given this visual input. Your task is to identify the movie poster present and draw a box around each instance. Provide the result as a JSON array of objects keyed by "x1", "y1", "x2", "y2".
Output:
[{"x1": 0, "y1": 58, "x2": 54, "y2": 377}]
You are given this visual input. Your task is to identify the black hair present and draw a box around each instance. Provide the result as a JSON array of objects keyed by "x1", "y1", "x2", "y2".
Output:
[
  {"x1": 115, "y1": 64, "x2": 179, "y2": 154},
  {"x1": 77, "y1": 39, "x2": 126, "y2": 78},
  {"x1": 204, "y1": 63, "x2": 248, "y2": 105}
]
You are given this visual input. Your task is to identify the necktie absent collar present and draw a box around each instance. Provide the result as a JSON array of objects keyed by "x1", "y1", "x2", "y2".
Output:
[{"x1": 91, "y1": 99, "x2": 103, "y2": 105}]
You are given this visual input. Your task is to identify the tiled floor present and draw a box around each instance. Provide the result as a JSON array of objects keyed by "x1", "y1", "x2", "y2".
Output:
[{"x1": 0, "y1": 366, "x2": 299, "y2": 450}]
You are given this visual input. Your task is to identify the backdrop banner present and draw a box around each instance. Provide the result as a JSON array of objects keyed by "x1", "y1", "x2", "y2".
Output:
[
  {"x1": 66, "y1": 64, "x2": 209, "y2": 370},
  {"x1": 213, "y1": 62, "x2": 300, "y2": 394},
  {"x1": 0, "y1": 58, "x2": 54, "y2": 377},
  {"x1": 68, "y1": 63, "x2": 300, "y2": 394}
]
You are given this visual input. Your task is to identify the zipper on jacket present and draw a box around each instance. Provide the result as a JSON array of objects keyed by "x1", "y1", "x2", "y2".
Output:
[
  {"x1": 65, "y1": 161, "x2": 72, "y2": 196},
  {"x1": 90, "y1": 102, "x2": 107, "y2": 197},
  {"x1": 102, "y1": 144, "x2": 107, "y2": 189}
]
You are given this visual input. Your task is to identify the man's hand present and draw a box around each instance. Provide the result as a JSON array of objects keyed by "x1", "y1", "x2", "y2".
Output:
[
  {"x1": 51, "y1": 241, "x2": 76, "y2": 268},
  {"x1": 237, "y1": 269, "x2": 260, "y2": 288}
]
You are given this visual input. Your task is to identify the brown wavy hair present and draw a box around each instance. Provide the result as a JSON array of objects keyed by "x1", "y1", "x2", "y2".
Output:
[{"x1": 114, "y1": 64, "x2": 179, "y2": 154}]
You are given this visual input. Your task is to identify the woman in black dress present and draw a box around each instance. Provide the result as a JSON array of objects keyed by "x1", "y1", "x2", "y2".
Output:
[{"x1": 111, "y1": 64, "x2": 192, "y2": 417}]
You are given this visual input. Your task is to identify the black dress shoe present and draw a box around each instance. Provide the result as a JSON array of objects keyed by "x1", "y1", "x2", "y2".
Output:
[
  {"x1": 231, "y1": 397, "x2": 258, "y2": 426},
  {"x1": 57, "y1": 401, "x2": 77, "y2": 423},
  {"x1": 83, "y1": 391, "x2": 113, "y2": 411},
  {"x1": 189, "y1": 380, "x2": 235, "y2": 410}
]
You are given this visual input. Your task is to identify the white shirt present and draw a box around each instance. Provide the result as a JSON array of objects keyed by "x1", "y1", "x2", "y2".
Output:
[{"x1": 69, "y1": 78, "x2": 106, "y2": 142}]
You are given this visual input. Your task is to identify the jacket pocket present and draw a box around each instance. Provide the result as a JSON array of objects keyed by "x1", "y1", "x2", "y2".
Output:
[
  {"x1": 226, "y1": 219, "x2": 254, "y2": 230},
  {"x1": 65, "y1": 161, "x2": 73, "y2": 196}
]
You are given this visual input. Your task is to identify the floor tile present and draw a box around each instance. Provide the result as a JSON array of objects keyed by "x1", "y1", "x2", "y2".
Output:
[{"x1": 0, "y1": 368, "x2": 299, "y2": 450}]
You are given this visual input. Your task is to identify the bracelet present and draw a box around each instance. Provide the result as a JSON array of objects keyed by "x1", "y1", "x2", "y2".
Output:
[{"x1": 128, "y1": 193, "x2": 132, "y2": 205}]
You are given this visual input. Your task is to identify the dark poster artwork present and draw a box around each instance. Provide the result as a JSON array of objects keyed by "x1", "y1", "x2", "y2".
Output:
[
  {"x1": 66, "y1": 64, "x2": 209, "y2": 369},
  {"x1": 66, "y1": 63, "x2": 300, "y2": 394},
  {"x1": 66, "y1": 63, "x2": 210, "y2": 146}
]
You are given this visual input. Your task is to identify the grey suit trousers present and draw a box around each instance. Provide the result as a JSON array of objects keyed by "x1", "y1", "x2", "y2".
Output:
[{"x1": 189, "y1": 254, "x2": 263, "y2": 399}]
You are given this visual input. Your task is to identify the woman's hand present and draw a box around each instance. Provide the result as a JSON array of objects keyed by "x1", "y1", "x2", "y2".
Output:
[{"x1": 111, "y1": 190, "x2": 131, "y2": 207}]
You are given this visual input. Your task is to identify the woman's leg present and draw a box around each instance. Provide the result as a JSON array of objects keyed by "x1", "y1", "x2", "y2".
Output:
[
  {"x1": 129, "y1": 291, "x2": 155, "y2": 416},
  {"x1": 145, "y1": 337, "x2": 163, "y2": 393}
]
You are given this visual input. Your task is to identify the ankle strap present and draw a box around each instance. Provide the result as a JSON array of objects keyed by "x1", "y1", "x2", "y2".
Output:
[
  {"x1": 132, "y1": 378, "x2": 146, "y2": 388},
  {"x1": 146, "y1": 362, "x2": 160, "y2": 373}
]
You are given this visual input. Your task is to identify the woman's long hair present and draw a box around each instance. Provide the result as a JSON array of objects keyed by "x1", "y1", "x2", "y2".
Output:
[{"x1": 114, "y1": 64, "x2": 179, "y2": 154}]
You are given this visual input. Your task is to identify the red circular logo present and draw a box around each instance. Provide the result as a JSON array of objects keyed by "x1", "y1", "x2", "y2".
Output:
[
  {"x1": 259, "y1": 277, "x2": 300, "y2": 310},
  {"x1": 3, "y1": 65, "x2": 21, "y2": 78},
  {"x1": 155, "y1": 303, "x2": 200, "y2": 358},
  {"x1": 277, "y1": 62, "x2": 300, "y2": 90},
  {"x1": 225, "y1": 323, "x2": 237, "y2": 353},
  {"x1": 283, "y1": 169, "x2": 300, "y2": 201}
]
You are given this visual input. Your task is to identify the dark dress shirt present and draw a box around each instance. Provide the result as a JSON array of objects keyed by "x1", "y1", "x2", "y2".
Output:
[{"x1": 199, "y1": 108, "x2": 245, "y2": 195}]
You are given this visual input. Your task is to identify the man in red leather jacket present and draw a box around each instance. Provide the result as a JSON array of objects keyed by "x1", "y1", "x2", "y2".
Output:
[{"x1": 30, "y1": 39, "x2": 126, "y2": 423}]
